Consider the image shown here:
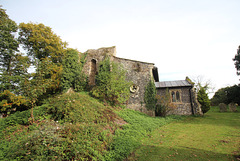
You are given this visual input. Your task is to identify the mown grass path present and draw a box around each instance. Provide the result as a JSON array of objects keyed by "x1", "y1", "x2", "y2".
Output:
[{"x1": 127, "y1": 108, "x2": 240, "y2": 161}]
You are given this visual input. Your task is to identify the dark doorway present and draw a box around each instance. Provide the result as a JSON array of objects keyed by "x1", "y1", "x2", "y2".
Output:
[{"x1": 89, "y1": 59, "x2": 97, "y2": 86}]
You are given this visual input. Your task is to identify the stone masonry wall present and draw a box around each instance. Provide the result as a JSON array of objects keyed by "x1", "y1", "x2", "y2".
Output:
[
  {"x1": 81, "y1": 46, "x2": 155, "y2": 116},
  {"x1": 113, "y1": 57, "x2": 155, "y2": 116},
  {"x1": 156, "y1": 87, "x2": 193, "y2": 115},
  {"x1": 81, "y1": 46, "x2": 116, "y2": 81}
]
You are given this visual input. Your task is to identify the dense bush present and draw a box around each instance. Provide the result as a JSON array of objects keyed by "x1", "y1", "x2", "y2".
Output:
[
  {"x1": 0, "y1": 92, "x2": 184, "y2": 161},
  {"x1": 61, "y1": 48, "x2": 87, "y2": 92},
  {"x1": 155, "y1": 89, "x2": 176, "y2": 117},
  {"x1": 0, "y1": 105, "x2": 48, "y2": 132},
  {"x1": 91, "y1": 57, "x2": 131, "y2": 106},
  {"x1": 197, "y1": 86, "x2": 211, "y2": 114},
  {"x1": 144, "y1": 79, "x2": 157, "y2": 111},
  {"x1": 0, "y1": 90, "x2": 29, "y2": 115},
  {"x1": 0, "y1": 92, "x2": 117, "y2": 160}
]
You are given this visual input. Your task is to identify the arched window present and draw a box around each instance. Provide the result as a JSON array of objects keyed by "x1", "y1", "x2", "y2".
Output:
[
  {"x1": 170, "y1": 90, "x2": 181, "y2": 103},
  {"x1": 89, "y1": 59, "x2": 97, "y2": 85},
  {"x1": 176, "y1": 91, "x2": 180, "y2": 102},
  {"x1": 171, "y1": 91, "x2": 176, "y2": 102}
]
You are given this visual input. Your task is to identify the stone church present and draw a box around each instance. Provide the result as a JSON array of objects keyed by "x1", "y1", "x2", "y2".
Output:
[{"x1": 81, "y1": 46, "x2": 202, "y2": 116}]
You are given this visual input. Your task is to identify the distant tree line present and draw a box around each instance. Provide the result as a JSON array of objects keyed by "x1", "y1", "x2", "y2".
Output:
[
  {"x1": 210, "y1": 44, "x2": 240, "y2": 106},
  {"x1": 211, "y1": 85, "x2": 240, "y2": 106},
  {"x1": 210, "y1": 45, "x2": 240, "y2": 105}
]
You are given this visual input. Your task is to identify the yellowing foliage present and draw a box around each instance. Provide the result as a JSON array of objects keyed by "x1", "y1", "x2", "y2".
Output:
[{"x1": 0, "y1": 90, "x2": 28, "y2": 115}]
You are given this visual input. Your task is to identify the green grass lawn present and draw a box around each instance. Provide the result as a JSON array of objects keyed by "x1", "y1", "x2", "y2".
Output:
[{"x1": 127, "y1": 107, "x2": 240, "y2": 161}]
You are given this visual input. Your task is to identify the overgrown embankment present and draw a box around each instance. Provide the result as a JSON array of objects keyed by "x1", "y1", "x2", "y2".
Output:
[{"x1": 0, "y1": 92, "x2": 182, "y2": 161}]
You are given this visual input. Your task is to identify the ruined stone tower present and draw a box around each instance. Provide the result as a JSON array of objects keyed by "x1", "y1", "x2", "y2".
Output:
[{"x1": 81, "y1": 46, "x2": 159, "y2": 116}]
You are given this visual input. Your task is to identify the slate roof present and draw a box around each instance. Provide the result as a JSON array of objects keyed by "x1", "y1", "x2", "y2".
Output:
[{"x1": 155, "y1": 80, "x2": 193, "y2": 88}]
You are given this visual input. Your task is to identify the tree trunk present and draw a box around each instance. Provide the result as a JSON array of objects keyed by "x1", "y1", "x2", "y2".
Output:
[{"x1": 31, "y1": 102, "x2": 34, "y2": 123}]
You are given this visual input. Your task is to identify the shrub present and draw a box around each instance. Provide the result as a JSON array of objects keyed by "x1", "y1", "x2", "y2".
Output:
[
  {"x1": 155, "y1": 89, "x2": 176, "y2": 117},
  {"x1": 1, "y1": 93, "x2": 117, "y2": 160},
  {"x1": 144, "y1": 79, "x2": 157, "y2": 111},
  {"x1": 1, "y1": 91, "x2": 184, "y2": 161},
  {"x1": 91, "y1": 57, "x2": 131, "y2": 106},
  {"x1": 197, "y1": 86, "x2": 211, "y2": 114},
  {"x1": 0, "y1": 90, "x2": 29, "y2": 115},
  {"x1": 0, "y1": 105, "x2": 48, "y2": 131},
  {"x1": 61, "y1": 48, "x2": 87, "y2": 92}
]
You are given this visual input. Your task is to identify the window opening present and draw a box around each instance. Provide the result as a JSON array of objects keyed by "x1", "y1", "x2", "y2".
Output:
[
  {"x1": 89, "y1": 59, "x2": 97, "y2": 85},
  {"x1": 171, "y1": 91, "x2": 176, "y2": 102},
  {"x1": 176, "y1": 91, "x2": 180, "y2": 102},
  {"x1": 170, "y1": 90, "x2": 181, "y2": 103}
]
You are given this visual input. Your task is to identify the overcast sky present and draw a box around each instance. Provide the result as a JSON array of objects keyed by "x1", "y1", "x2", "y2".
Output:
[{"x1": 1, "y1": 0, "x2": 240, "y2": 96}]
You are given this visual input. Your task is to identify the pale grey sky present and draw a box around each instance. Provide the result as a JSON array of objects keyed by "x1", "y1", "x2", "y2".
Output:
[{"x1": 1, "y1": 0, "x2": 240, "y2": 96}]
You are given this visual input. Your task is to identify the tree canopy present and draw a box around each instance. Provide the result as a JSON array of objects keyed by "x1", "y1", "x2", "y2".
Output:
[
  {"x1": 211, "y1": 85, "x2": 240, "y2": 106},
  {"x1": 233, "y1": 45, "x2": 240, "y2": 76},
  {"x1": 0, "y1": 7, "x2": 29, "y2": 93},
  {"x1": 18, "y1": 23, "x2": 67, "y2": 64},
  {"x1": 61, "y1": 48, "x2": 87, "y2": 92},
  {"x1": 0, "y1": 7, "x2": 18, "y2": 65},
  {"x1": 18, "y1": 22, "x2": 68, "y2": 93},
  {"x1": 0, "y1": 8, "x2": 71, "y2": 116}
]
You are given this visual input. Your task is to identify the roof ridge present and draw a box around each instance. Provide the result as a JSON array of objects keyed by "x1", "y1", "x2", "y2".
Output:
[
  {"x1": 158, "y1": 80, "x2": 185, "y2": 82},
  {"x1": 155, "y1": 80, "x2": 193, "y2": 88}
]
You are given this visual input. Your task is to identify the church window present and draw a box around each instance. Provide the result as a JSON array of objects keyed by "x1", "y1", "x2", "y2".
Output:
[
  {"x1": 171, "y1": 91, "x2": 176, "y2": 102},
  {"x1": 170, "y1": 90, "x2": 182, "y2": 103},
  {"x1": 176, "y1": 91, "x2": 180, "y2": 102}
]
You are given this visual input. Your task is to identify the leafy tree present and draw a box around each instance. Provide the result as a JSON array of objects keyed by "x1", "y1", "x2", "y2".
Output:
[
  {"x1": 22, "y1": 60, "x2": 52, "y2": 123},
  {"x1": 227, "y1": 85, "x2": 240, "y2": 104},
  {"x1": 61, "y1": 48, "x2": 87, "y2": 92},
  {"x1": 210, "y1": 87, "x2": 228, "y2": 106},
  {"x1": 91, "y1": 57, "x2": 131, "y2": 106},
  {"x1": 233, "y1": 45, "x2": 240, "y2": 76},
  {"x1": 0, "y1": 7, "x2": 30, "y2": 93},
  {"x1": 0, "y1": 7, "x2": 19, "y2": 72},
  {"x1": 197, "y1": 86, "x2": 211, "y2": 114},
  {"x1": 144, "y1": 79, "x2": 157, "y2": 111},
  {"x1": 0, "y1": 53, "x2": 30, "y2": 93},
  {"x1": 18, "y1": 22, "x2": 67, "y2": 63},
  {"x1": 211, "y1": 85, "x2": 240, "y2": 105},
  {"x1": 0, "y1": 90, "x2": 28, "y2": 116},
  {"x1": 18, "y1": 22, "x2": 67, "y2": 94}
]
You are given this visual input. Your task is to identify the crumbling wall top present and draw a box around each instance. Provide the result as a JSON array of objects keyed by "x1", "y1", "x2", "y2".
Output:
[{"x1": 86, "y1": 46, "x2": 116, "y2": 57}]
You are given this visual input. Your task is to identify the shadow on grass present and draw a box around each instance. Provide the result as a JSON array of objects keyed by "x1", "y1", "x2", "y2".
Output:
[{"x1": 126, "y1": 145, "x2": 237, "y2": 161}]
